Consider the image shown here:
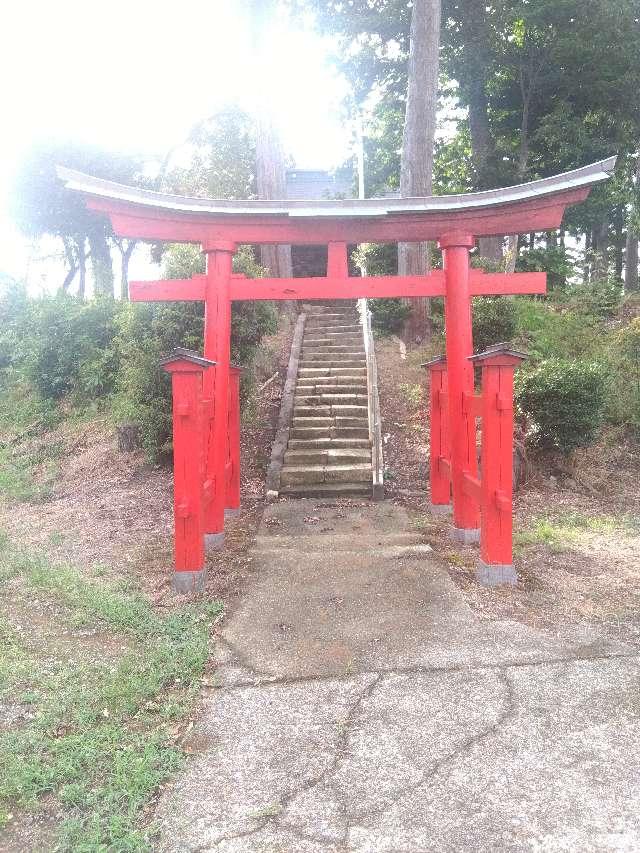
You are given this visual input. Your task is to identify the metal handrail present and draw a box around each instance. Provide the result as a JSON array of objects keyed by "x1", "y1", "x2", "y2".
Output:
[{"x1": 358, "y1": 298, "x2": 384, "y2": 499}]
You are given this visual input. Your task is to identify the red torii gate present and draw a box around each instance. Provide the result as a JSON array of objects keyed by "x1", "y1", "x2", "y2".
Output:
[{"x1": 58, "y1": 157, "x2": 615, "y2": 591}]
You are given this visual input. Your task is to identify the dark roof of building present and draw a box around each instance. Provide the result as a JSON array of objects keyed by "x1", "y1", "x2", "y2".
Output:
[{"x1": 285, "y1": 169, "x2": 355, "y2": 201}]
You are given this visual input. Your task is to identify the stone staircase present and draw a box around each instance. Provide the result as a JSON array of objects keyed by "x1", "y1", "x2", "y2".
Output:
[{"x1": 280, "y1": 302, "x2": 373, "y2": 498}]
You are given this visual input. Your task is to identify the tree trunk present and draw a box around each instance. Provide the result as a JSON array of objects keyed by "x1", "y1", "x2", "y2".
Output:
[
  {"x1": 255, "y1": 110, "x2": 293, "y2": 281},
  {"x1": 592, "y1": 218, "x2": 609, "y2": 281},
  {"x1": 89, "y1": 233, "x2": 114, "y2": 297},
  {"x1": 398, "y1": 0, "x2": 441, "y2": 339},
  {"x1": 249, "y1": 0, "x2": 293, "y2": 315},
  {"x1": 458, "y1": 0, "x2": 502, "y2": 266},
  {"x1": 78, "y1": 248, "x2": 87, "y2": 299},
  {"x1": 61, "y1": 238, "x2": 77, "y2": 292},
  {"x1": 117, "y1": 239, "x2": 136, "y2": 300},
  {"x1": 625, "y1": 155, "x2": 640, "y2": 292}
]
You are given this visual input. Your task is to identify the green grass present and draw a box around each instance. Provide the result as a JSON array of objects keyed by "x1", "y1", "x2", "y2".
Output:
[
  {"x1": 0, "y1": 535, "x2": 222, "y2": 850},
  {"x1": 0, "y1": 440, "x2": 64, "y2": 503},
  {"x1": 515, "y1": 511, "x2": 640, "y2": 553}
]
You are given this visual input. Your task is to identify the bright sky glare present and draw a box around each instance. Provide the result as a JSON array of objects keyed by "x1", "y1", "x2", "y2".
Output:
[{"x1": 0, "y1": 0, "x2": 353, "y2": 286}]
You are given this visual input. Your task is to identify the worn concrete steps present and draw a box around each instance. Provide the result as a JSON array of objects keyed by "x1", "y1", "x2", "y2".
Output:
[
  {"x1": 284, "y1": 447, "x2": 372, "y2": 466},
  {"x1": 279, "y1": 301, "x2": 374, "y2": 498},
  {"x1": 287, "y1": 437, "x2": 371, "y2": 450}
]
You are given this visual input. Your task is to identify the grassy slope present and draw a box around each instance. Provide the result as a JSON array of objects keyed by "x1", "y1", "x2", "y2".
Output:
[{"x1": 0, "y1": 533, "x2": 222, "y2": 850}]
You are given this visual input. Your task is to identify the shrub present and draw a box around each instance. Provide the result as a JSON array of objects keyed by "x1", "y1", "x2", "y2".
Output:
[
  {"x1": 606, "y1": 317, "x2": 640, "y2": 433},
  {"x1": 370, "y1": 298, "x2": 411, "y2": 335},
  {"x1": 472, "y1": 297, "x2": 517, "y2": 353},
  {"x1": 515, "y1": 359, "x2": 607, "y2": 454},
  {"x1": 112, "y1": 245, "x2": 277, "y2": 459},
  {"x1": 22, "y1": 295, "x2": 119, "y2": 402},
  {"x1": 513, "y1": 297, "x2": 602, "y2": 361}
]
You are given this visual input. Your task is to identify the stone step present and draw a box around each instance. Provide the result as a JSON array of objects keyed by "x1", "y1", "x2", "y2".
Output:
[
  {"x1": 280, "y1": 463, "x2": 372, "y2": 486},
  {"x1": 292, "y1": 416, "x2": 334, "y2": 428},
  {"x1": 305, "y1": 313, "x2": 357, "y2": 322},
  {"x1": 296, "y1": 375, "x2": 367, "y2": 386},
  {"x1": 300, "y1": 363, "x2": 366, "y2": 373},
  {"x1": 290, "y1": 426, "x2": 370, "y2": 439},
  {"x1": 294, "y1": 405, "x2": 368, "y2": 419},
  {"x1": 287, "y1": 437, "x2": 371, "y2": 449},
  {"x1": 295, "y1": 384, "x2": 367, "y2": 395},
  {"x1": 284, "y1": 447, "x2": 372, "y2": 466},
  {"x1": 292, "y1": 414, "x2": 369, "y2": 427},
  {"x1": 305, "y1": 322, "x2": 361, "y2": 331},
  {"x1": 280, "y1": 482, "x2": 371, "y2": 497},
  {"x1": 303, "y1": 347, "x2": 366, "y2": 357},
  {"x1": 303, "y1": 337, "x2": 363, "y2": 347},
  {"x1": 300, "y1": 351, "x2": 366, "y2": 361},
  {"x1": 297, "y1": 367, "x2": 367, "y2": 378},
  {"x1": 295, "y1": 394, "x2": 368, "y2": 405}
]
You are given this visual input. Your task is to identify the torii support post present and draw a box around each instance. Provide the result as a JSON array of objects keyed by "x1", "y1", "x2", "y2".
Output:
[
  {"x1": 161, "y1": 349, "x2": 216, "y2": 594},
  {"x1": 225, "y1": 365, "x2": 242, "y2": 517},
  {"x1": 470, "y1": 346, "x2": 527, "y2": 586},
  {"x1": 439, "y1": 233, "x2": 480, "y2": 543},
  {"x1": 423, "y1": 356, "x2": 451, "y2": 513},
  {"x1": 202, "y1": 241, "x2": 235, "y2": 551}
]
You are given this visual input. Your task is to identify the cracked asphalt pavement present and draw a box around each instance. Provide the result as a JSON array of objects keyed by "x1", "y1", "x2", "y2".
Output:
[{"x1": 157, "y1": 500, "x2": 640, "y2": 852}]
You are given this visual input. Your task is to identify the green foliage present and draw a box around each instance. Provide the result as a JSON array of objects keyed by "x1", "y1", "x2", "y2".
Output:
[
  {"x1": 113, "y1": 245, "x2": 276, "y2": 459},
  {"x1": 471, "y1": 297, "x2": 518, "y2": 353},
  {"x1": 11, "y1": 141, "x2": 143, "y2": 296},
  {"x1": 0, "y1": 535, "x2": 222, "y2": 848},
  {"x1": 370, "y1": 299, "x2": 411, "y2": 335},
  {"x1": 606, "y1": 318, "x2": 640, "y2": 432},
  {"x1": 513, "y1": 297, "x2": 603, "y2": 361},
  {"x1": 515, "y1": 359, "x2": 607, "y2": 454}
]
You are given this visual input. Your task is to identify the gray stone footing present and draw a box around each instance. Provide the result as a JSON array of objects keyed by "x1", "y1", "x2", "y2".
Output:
[
  {"x1": 172, "y1": 568, "x2": 207, "y2": 594},
  {"x1": 451, "y1": 526, "x2": 480, "y2": 544},
  {"x1": 476, "y1": 560, "x2": 517, "y2": 587},
  {"x1": 204, "y1": 532, "x2": 225, "y2": 552},
  {"x1": 224, "y1": 508, "x2": 240, "y2": 519},
  {"x1": 430, "y1": 503, "x2": 452, "y2": 516}
]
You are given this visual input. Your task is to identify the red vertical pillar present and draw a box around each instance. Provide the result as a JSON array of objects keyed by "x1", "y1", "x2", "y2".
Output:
[
  {"x1": 423, "y1": 356, "x2": 451, "y2": 512},
  {"x1": 202, "y1": 241, "x2": 235, "y2": 550},
  {"x1": 225, "y1": 365, "x2": 241, "y2": 516},
  {"x1": 438, "y1": 232, "x2": 480, "y2": 542},
  {"x1": 161, "y1": 350, "x2": 216, "y2": 593},
  {"x1": 470, "y1": 346, "x2": 526, "y2": 585}
]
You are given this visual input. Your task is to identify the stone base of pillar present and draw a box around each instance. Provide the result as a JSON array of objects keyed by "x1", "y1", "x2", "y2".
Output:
[
  {"x1": 173, "y1": 568, "x2": 207, "y2": 594},
  {"x1": 224, "y1": 508, "x2": 240, "y2": 519},
  {"x1": 451, "y1": 526, "x2": 480, "y2": 544},
  {"x1": 476, "y1": 560, "x2": 517, "y2": 587},
  {"x1": 430, "y1": 503, "x2": 451, "y2": 516},
  {"x1": 204, "y1": 532, "x2": 225, "y2": 552}
]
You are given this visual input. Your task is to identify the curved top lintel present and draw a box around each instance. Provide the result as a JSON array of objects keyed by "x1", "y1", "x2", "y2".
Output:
[{"x1": 57, "y1": 157, "x2": 616, "y2": 219}]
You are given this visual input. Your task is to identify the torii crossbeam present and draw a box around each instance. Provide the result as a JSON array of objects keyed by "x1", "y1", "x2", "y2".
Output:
[{"x1": 58, "y1": 157, "x2": 615, "y2": 590}]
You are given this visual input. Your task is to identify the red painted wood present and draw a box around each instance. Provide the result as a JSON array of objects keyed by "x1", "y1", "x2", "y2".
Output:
[
  {"x1": 129, "y1": 270, "x2": 545, "y2": 304},
  {"x1": 463, "y1": 392, "x2": 483, "y2": 418},
  {"x1": 226, "y1": 367, "x2": 241, "y2": 511},
  {"x1": 427, "y1": 361, "x2": 450, "y2": 507},
  {"x1": 327, "y1": 242, "x2": 349, "y2": 278},
  {"x1": 162, "y1": 360, "x2": 207, "y2": 572},
  {"x1": 89, "y1": 188, "x2": 590, "y2": 245},
  {"x1": 439, "y1": 233, "x2": 480, "y2": 532},
  {"x1": 462, "y1": 472, "x2": 482, "y2": 502},
  {"x1": 129, "y1": 276, "x2": 205, "y2": 302},
  {"x1": 203, "y1": 246, "x2": 234, "y2": 537},
  {"x1": 469, "y1": 271, "x2": 546, "y2": 296},
  {"x1": 479, "y1": 357, "x2": 519, "y2": 565}
]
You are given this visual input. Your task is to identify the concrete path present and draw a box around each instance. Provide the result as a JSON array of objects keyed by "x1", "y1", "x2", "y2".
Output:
[{"x1": 158, "y1": 499, "x2": 640, "y2": 852}]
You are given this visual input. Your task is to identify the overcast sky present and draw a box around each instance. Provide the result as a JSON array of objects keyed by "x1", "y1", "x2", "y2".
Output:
[{"x1": 0, "y1": 0, "x2": 352, "y2": 289}]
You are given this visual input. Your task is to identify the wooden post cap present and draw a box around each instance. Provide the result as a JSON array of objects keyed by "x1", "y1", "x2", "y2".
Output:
[{"x1": 160, "y1": 348, "x2": 217, "y2": 372}]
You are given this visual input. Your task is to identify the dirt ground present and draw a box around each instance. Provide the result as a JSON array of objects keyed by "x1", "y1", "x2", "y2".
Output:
[
  {"x1": 0, "y1": 319, "x2": 295, "y2": 607},
  {"x1": 375, "y1": 334, "x2": 640, "y2": 643}
]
